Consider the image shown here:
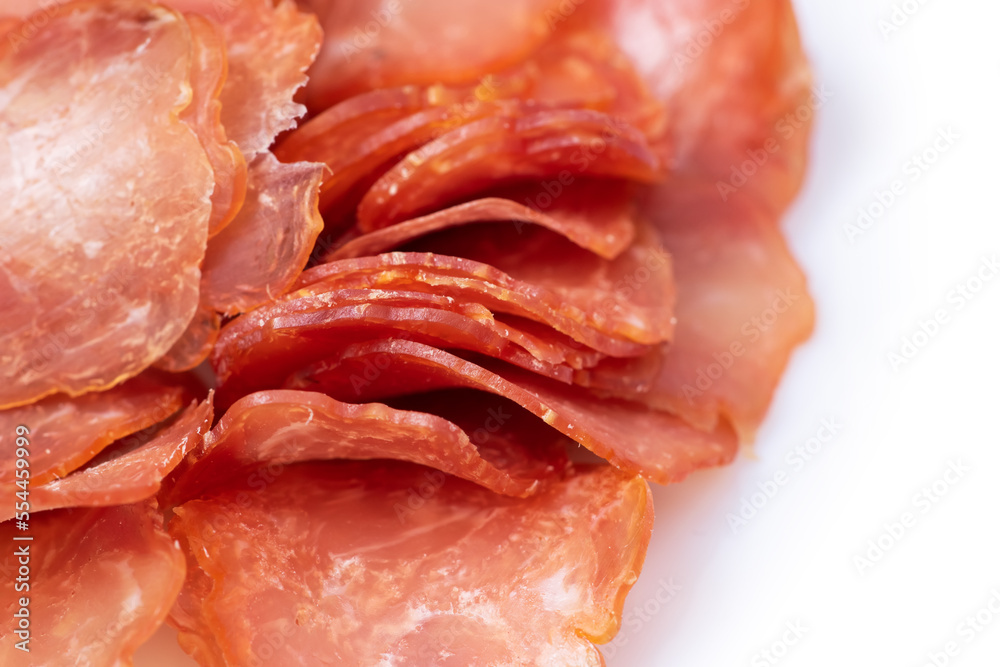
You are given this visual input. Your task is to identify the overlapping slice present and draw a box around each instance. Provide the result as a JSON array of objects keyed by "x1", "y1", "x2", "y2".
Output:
[
  {"x1": 200, "y1": 153, "x2": 325, "y2": 316},
  {"x1": 0, "y1": 370, "x2": 189, "y2": 489},
  {"x1": 167, "y1": 389, "x2": 567, "y2": 502},
  {"x1": 326, "y1": 179, "x2": 638, "y2": 262},
  {"x1": 6, "y1": 397, "x2": 213, "y2": 522},
  {"x1": 0, "y1": 1, "x2": 214, "y2": 407},
  {"x1": 286, "y1": 340, "x2": 738, "y2": 484},
  {"x1": 356, "y1": 108, "x2": 661, "y2": 230},
  {"x1": 170, "y1": 462, "x2": 652, "y2": 666},
  {"x1": 0, "y1": 501, "x2": 185, "y2": 665},
  {"x1": 154, "y1": 304, "x2": 222, "y2": 373}
]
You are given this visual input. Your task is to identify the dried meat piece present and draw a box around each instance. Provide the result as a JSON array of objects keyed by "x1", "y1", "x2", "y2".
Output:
[
  {"x1": 0, "y1": 1, "x2": 214, "y2": 407},
  {"x1": 0, "y1": 501, "x2": 185, "y2": 665},
  {"x1": 167, "y1": 389, "x2": 566, "y2": 502},
  {"x1": 154, "y1": 303, "x2": 222, "y2": 373},
  {"x1": 326, "y1": 179, "x2": 637, "y2": 262},
  {"x1": 299, "y1": 0, "x2": 564, "y2": 110},
  {"x1": 170, "y1": 462, "x2": 652, "y2": 665},
  {"x1": 199, "y1": 153, "x2": 325, "y2": 316},
  {"x1": 182, "y1": 14, "x2": 248, "y2": 236},
  {"x1": 4, "y1": 397, "x2": 213, "y2": 522},
  {"x1": 286, "y1": 339, "x2": 738, "y2": 484},
  {"x1": 356, "y1": 108, "x2": 661, "y2": 230},
  {"x1": 0, "y1": 371, "x2": 189, "y2": 488}
]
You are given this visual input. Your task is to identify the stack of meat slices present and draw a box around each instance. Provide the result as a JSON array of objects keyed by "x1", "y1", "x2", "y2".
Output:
[{"x1": 0, "y1": 0, "x2": 815, "y2": 664}]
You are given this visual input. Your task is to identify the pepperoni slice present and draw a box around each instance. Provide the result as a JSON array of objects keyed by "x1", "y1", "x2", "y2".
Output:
[
  {"x1": 0, "y1": 371, "x2": 189, "y2": 489},
  {"x1": 0, "y1": 1, "x2": 214, "y2": 407},
  {"x1": 0, "y1": 501, "x2": 185, "y2": 665},
  {"x1": 356, "y1": 108, "x2": 661, "y2": 230},
  {"x1": 166, "y1": 389, "x2": 567, "y2": 503},
  {"x1": 325, "y1": 179, "x2": 638, "y2": 262},
  {"x1": 199, "y1": 153, "x2": 325, "y2": 316},
  {"x1": 169, "y1": 462, "x2": 652, "y2": 665},
  {"x1": 1, "y1": 397, "x2": 211, "y2": 522},
  {"x1": 286, "y1": 339, "x2": 738, "y2": 484}
]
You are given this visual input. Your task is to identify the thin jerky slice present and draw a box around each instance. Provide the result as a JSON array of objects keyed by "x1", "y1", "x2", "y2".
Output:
[
  {"x1": 167, "y1": 389, "x2": 567, "y2": 502},
  {"x1": 286, "y1": 339, "x2": 738, "y2": 484},
  {"x1": 0, "y1": 370, "x2": 188, "y2": 488},
  {"x1": 356, "y1": 108, "x2": 661, "y2": 230},
  {"x1": 170, "y1": 462, "x2": 652, "y2": 666},
  {"x1": 154, "y1": 303, "x2": 222, "y2": 372},
  {"x1": 326, "y1": 179, "x2": 637, "y2": 262},
  {"x1": 200, "y1": 153, "x2": 325, "y2": 316},
  {"x1": 0, "y1": 501, "x2": 185, "y2": 665},
  {"x1": 181, "y1": 14, "x2": 247, "y2": 237},
  {"x1": 0, "y1": 1, "x2": 214, "y2": 407},
  {"x1": 5, "y1": 397, "x2": 213, "y2": 522},
  {"x1": 166, "y1": 0, "x2": 322, "y2": 157}
]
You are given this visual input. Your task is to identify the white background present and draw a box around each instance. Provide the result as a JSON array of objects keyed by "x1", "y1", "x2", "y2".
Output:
[{"x1": 136, "y1": 1, "x2": 1000, "y2": 664}]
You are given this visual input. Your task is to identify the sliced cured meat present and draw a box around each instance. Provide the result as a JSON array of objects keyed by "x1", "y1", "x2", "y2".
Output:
[
  {"x1": 286, "y1": 339, "x2": 738, "y2": 484},
  {"x1": 0, "y1": 501, "x2": 185, "y2": 665},
  {"x1": 0, "y1": 1, "x2": 214, "y2": 408},
  {"x1": 167, "y1": 389, "x2": 566, "y2": 502},
  {"x1": 211, "y1": 287, "x2": 590, "y2": 408},
  {"x1": 596, "y1": 0, "x2": 812, "y2": 211},
  {"x1": 356, "y1": 108, "x2": 662, "y2": 229},
  {"x1": 299, "y1": 0, "x2": 564, "y2": 110},
  {"x1": 200, "y1": 153, "x2": 325, "y2": 316},
  {"x1": 166, "y1": 0, "x2": 322, "y2": 157},
  {"x1": 299, "y1": 240, "x2": 674, "y2": 349},
  {"x1": 326, "y1": 179, "x2": 638, "y2": 262},
  {"x1": 154, "y1": 303, "x2": 222, "y2": 372},
  {"x1": 1, "y1": 397, "x2": 211, "y2": 522},
  {"x1": 170, "y1": 462, "x2": 652, "y2": 666},
  {"x1": 0, "y1": 371, "x2": 189, "y2": 488},
  {"x1": 630, "y1": 179, "x2": 814, "y2": 439},
  {"x1": 182, "y1": 14, "x2": 247, "y2": 237}
]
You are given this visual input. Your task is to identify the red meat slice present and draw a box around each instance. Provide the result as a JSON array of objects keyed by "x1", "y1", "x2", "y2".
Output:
[
  {"x1": 170, "y1": 462, "x2": 652, "y2": 666},
  {"x1": 325, "y1": 179, "x2": 638, "y2": 262},
  {"x1": 356, "y1": 108, "x2": 661, "y2": 230},
  {"x1": 6, "y1": 397, "x2": 213, "y2": 522},
  {"x1": 0, "y1": 1, "x2": 214, "y2": 408},
  {"x1": 286, "y1": 339, "x2": 738, "y2": 484},
  {"x1": 154, "y1": 304, "x2": 222, "y2": 373},
  {"x1": 0, "y1": 371, "x2": 189, "y2": 489},
  {"x1": 0, "y1": 501, "x2": 185, "y2": 665},
  {"x1": 298, "y1": 0, "x2": 565, "y2": 109},
  {"x1": 167, "y1": 389, "x2": 567, "y2": 502},
  {"x1": 200, "y1": 153, "x2": 325, "y2": 316}
]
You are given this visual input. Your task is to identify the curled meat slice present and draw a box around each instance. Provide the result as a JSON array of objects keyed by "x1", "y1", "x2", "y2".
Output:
[
  {"x1": 4, "y1": 397, "x2": 213, "y2": 522},
  {"x1": 170, "y1": 462, "x2": 652, "y2": 666},
  {"x1": 0, "y1": 1, "x2": 214, "y2": 407},
  {"x1": 154, "y1": 304, "x2": 222, "y2": 373},
  {"x1": 0, "y1": 501, "x2": 185, "y2": 665},
  {"x1": 357, "y1": 108, "x2": 661, "y2": 229},
  {"x1": 326, "y1": 179, "x2": 637, "y2": 262},
  {"x1": 200, "y1": 153, "x2": 325, "y2": 316},
  {"x1": 0, "y1": 371, "x2": 188, "y2": 488},
  {"x1": 167, "y1": 389, "x2": 567, "y2": 502},
  {"x1": 182, "y1": 14, "x2": 247, "y2": 237},
  {"x1": 286, "y1": 339, "x2": 738, "y2": 484}
]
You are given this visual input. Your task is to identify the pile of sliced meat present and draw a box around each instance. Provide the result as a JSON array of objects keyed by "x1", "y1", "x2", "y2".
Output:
[{"x1": 0, "y1": 0, "x2": 814, "y2": 664}]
